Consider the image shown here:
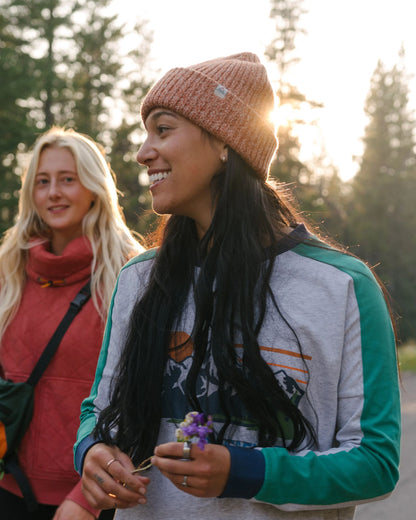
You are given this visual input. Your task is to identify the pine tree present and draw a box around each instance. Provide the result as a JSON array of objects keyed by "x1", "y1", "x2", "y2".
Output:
[
  {"x1": 348, "y1": 49, "x2": 416, "y2": 340},
  {"x1": 0, "y1": 0, "x2": 154, "y2": 233},
  {"x1": 0, "y1": 0, "x2": 82, "y2": 127},
  {"x1": 0, "y1": 7, "x2": 39, "y2": 232},
  {"x1": 266, "y1": 0, "x2": 309, "y2": 188},
  {"x1": 265, "y1": 0, "x2": 343, "y2": 232}
]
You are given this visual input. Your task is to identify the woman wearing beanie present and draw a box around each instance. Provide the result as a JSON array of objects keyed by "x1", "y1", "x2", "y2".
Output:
[
  {"x1": 0, "y1": 127, "x2": 144, "y2": 519},
  {"x1": 75, "y1": 53, "x2": 400, "y2": 519}
]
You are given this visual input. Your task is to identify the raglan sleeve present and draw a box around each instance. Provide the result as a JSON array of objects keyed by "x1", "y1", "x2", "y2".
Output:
[
  {"x1": 222, "y1": 264, "x2": 401, "y2": 512},
  {"x1": 73, "y1": 261, "x2": 144, "y2": 474}
]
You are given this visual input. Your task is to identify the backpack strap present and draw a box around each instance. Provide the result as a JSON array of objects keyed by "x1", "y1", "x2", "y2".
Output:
[
  {"x1": 27, "y1": 279, "x2": 91, "y2": 387},
  {"x1": 8, "y1": 280, "x2": 91, "y2": 510},
  {"x1": 5, "y1": 454, "x2": 38, "y2": 512}
]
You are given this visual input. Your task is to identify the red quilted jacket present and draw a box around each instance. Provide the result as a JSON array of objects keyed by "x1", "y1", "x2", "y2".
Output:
[{"x1": 0, "y1": 236, "x2": 104, "y2": 516}]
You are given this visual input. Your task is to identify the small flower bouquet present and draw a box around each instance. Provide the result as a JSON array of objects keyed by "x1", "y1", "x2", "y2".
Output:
[
  {"x1": 133, "y1": 411, "x2": 214, "y2": 473},
  {"x1": 175, "y1": 411, "x2": 213, "y2": 450}
]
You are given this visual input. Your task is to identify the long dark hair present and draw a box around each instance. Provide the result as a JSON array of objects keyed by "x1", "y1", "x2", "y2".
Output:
[{"x1": 95, "y1": 149, "x2": 316, "y2": 464}]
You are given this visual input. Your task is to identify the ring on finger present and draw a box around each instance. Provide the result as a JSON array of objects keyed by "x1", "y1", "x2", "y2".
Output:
[
  {"x1": 106, "y1": 458, "x2": 119, "y2": 470},
  {"x1": 182, "y1": 441, "x2": 191, "y2": 460},
  {"x1": 181, "y1": 475, "x2": 188, "y2": 487}
]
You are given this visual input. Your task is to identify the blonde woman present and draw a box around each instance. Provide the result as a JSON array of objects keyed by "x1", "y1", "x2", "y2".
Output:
[{"x1": 0, "y1": 127, "x2": 144, "y2": 520}]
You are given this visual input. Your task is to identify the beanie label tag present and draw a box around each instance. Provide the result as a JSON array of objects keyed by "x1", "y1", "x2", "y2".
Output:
[{"x1": 214, "y1": 85, "x2": 228, "y2": 99}]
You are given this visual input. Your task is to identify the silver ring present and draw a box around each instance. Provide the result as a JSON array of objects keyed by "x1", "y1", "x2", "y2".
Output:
[
  {"x1": 182, "y1": 475, "x2": 188, "y2": 487},
  {"x1": 182, "y1": 441, "x2": 191, "y2": 460}
]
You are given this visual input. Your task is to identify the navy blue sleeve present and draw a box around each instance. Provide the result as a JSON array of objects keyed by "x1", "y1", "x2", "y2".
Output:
[
  {"x1": 219, "y1": 446, "x2": 265, "y2": 499},
  {"x1": 74, "y1": 434, "x2": 102, "y2": 475}
]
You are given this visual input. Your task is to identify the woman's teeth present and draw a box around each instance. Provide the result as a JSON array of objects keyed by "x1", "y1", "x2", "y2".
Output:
[{"x1": 149, "y1": 171, "x2": 170, "y2": 184}]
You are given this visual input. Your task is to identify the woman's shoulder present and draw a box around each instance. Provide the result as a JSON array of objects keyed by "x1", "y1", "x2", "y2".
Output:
[
  {"x1": 109, "y1": 248, "x2": 158, "y2": 308},
  {"x1": 275, "y1": 226, "x2": 372, "y2": 281},
  {"x1": 121, "y1": 247, "x2": 158, "y2": 271},
  {"x1": 289, "y1": 236, "x2": 379, "y2": 292},
  {"x1": 294, "y1": 237, "x2": 369, "y2": 269},
  {"x1": 116, "y1": 248, "x2": 158, "y2": 288}
]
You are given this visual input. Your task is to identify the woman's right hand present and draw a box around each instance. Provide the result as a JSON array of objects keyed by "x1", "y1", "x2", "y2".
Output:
[{"x1": 81, "y1": 443, "x2": 150, "y2": 510}]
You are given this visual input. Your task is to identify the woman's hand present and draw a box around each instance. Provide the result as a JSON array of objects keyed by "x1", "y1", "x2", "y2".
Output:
[
  {"x1": 81, "y1": 443, "x2": 150, "y2": 510},
  {"x1": 52, "y1": 499, "x2": 95, "y2": 520},
  {"x1": 152, "y1": 442, "x2": 230, "y2": 497}
]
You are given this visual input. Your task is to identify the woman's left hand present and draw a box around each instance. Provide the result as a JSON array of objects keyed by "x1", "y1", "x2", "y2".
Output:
[
  {"x1": 52, "y1": 499, "x2": 95, "y2": 520},
  {"x1": 152, "y1": 442, "x2": 230, "y2": 497}
]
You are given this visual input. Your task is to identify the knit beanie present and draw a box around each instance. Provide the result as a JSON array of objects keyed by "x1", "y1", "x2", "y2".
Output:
[{"x1": 140, "y1": 52, "x2": 277, "y2": 180}]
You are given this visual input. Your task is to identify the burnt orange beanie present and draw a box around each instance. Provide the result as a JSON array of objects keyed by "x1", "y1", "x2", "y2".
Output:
[{"x1": 140, "y1": 52, "x2": 277, "y2": 180}]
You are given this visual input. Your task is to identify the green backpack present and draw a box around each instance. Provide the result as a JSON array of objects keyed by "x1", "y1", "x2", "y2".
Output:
[
  {"x1": 0, "y1": 379, "x2": 34, "y2": 467},
  {"x1": 0, "y1": 280, "x2": 90, "y2": 511}
]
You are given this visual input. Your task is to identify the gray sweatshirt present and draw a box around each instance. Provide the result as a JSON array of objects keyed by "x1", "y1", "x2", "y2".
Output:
[{"x1": 75, "y1": 228, "x2": 400, "y2": 519}]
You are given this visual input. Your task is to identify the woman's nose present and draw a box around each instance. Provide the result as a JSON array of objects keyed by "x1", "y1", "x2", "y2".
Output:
[
  {"x1": 136, "y1": 138, "x2": 157, "y2": 166},
  {"x1": 48, "y1": 178, "x2": 61, "y2": 198}
]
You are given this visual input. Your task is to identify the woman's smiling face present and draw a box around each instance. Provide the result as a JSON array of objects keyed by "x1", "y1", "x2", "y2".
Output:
[
  {"x1": 137, "y1": 109, "x2": 227, "y2": 237},
  {"x1": 33, "y1": 146, "x2": 95, "y2": 254}
]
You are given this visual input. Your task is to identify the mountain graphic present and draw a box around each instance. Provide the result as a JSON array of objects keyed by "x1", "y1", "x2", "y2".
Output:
[{"x1": 162, "y1": 331, "x2": 305, "y2": 436}]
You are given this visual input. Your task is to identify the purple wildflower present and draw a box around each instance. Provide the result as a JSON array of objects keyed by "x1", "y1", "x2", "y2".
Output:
[{"x1": 175, "y1": 411, "x2": 213, "y2": 450}]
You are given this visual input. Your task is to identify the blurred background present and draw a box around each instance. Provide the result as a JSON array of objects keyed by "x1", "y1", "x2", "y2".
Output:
[{"x1": 2, "y1": 0, "x2": 416, "y2": 355}]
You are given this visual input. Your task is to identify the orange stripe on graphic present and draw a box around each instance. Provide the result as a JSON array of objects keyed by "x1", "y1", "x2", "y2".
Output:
[
  {"x1": 259, "y1": 345, "x2": 312, "y2": 360},
  {"x1": 268, "y1": 362, "x2": 308, "y2": 374},
  {"x1": 168, "y1": 334, "x2": 313, "y2": 365}
]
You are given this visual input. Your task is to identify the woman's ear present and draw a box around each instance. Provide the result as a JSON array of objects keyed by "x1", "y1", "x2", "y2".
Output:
[
  {"x1": 90, "y1": 193, "x2": 97, "y2": 208},
  {"x1": 220, "y1": 144, "x2": 228, "y2": 163}
]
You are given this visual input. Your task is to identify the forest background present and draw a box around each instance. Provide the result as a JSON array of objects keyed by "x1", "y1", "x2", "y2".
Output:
[{"x1": 2, "y1": 0, "x2": 416, "y2": 346}]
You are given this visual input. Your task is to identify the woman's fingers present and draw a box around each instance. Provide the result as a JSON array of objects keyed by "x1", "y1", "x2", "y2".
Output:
[
  {"x1": 154, "y1": 441, "x2": 193, "y2": 460},
  {"x1": 83, "y1": 464, "x2": 142, "y2": 509},
  {"x1": 152, "y1": 442, "x2": 230, "y2": 498},
  {"x1": 104, "y1": 456, "x2": 149, "y2": 494},
  {"x1": 81, "y1": 443, "x2": 149, "y2": 509}
]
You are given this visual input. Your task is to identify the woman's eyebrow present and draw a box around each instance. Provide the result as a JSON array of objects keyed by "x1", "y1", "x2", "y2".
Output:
[
  {"x1": 35, "y1": 169, "x2": 77, "y2": 176},
  {"x1": 148, "y1": 110, "x2": 179, "y2": 124}
]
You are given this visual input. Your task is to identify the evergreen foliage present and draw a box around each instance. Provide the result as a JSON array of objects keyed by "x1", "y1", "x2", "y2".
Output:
[
  {"x1": 347, "y1": 48, "x2": 416, "y2": 340},
  {"x1": 2, "y1": 0, "x2": 416, "y2": 341},
  {"x1": 0, "y1": 0, "x2": 154, "y2": 234},
  {"x1": 265, "y1": 0, "x2": 343, "y2": 233}
]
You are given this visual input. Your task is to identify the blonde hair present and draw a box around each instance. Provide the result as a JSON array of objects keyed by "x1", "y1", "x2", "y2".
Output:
[{"x1": 0, "y1": 127, "x2": 145, "y2": 340}]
